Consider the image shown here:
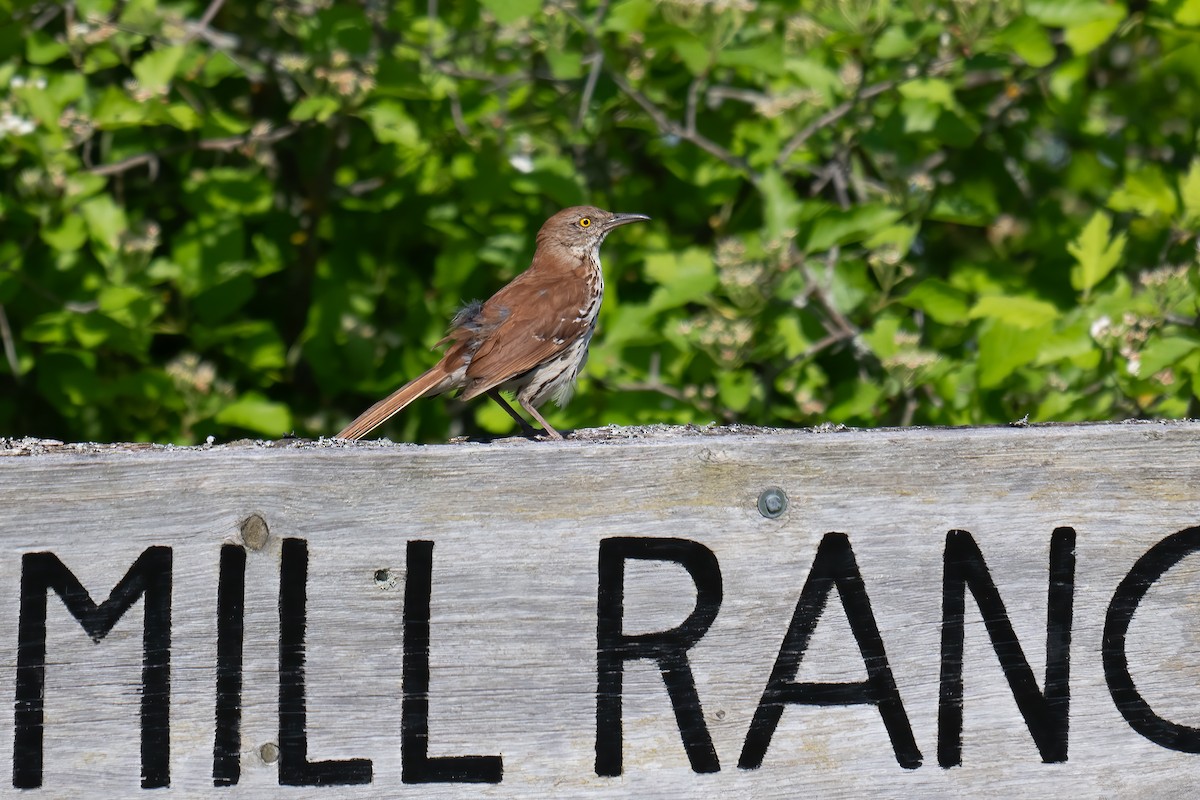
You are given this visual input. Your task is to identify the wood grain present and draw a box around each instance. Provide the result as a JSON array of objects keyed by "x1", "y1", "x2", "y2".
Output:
[{"x1": 1, "y1": 422, "x2": 1199, "y2": 797}]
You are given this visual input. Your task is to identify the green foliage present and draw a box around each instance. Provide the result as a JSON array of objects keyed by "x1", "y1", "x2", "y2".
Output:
[{"x1": 3, "y1": 0, "x2": 1200, "y2": 443}]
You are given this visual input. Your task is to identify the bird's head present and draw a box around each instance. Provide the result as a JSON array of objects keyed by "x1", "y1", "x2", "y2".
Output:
[{"x1": 536, "y1": 206, "x2": 650, "y2": 258}]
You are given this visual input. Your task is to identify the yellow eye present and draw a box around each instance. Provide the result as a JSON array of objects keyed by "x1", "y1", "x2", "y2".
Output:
[{"x1": 579, "y1": 217, "x2": 591, "y2": 228}]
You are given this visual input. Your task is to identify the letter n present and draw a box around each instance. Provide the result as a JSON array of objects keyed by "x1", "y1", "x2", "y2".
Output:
[{"x1": 939, "y1": 528, "x2": 1075, "y2": 766}]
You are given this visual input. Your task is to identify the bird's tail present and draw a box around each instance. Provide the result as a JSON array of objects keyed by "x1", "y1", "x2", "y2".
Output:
[{"x1": 336, "y1": 365, "x2": 452, "y2": 440}]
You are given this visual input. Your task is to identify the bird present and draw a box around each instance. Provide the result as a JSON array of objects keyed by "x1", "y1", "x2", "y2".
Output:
[{"x1": 336, "y1": 206, "x2": 650, "y2": 441}]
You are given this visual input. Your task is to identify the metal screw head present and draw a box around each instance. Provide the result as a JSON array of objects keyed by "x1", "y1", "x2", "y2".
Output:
[{"x1": 757, "y1": 487, "x2": 788, "y2": 519}]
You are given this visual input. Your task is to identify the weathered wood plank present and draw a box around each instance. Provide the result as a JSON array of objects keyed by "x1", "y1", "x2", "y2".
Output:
[{"x1": 1, "y1": 422, "x2": 1199, "y2": 796}]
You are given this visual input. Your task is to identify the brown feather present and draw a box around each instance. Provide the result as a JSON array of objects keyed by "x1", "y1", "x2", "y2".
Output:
[
  {"x1": 458, "y1": 262, "x2": 593, "y2": 401},
  {"x1": 335, "y1": 363, "x2": 453, "y2": 439}
]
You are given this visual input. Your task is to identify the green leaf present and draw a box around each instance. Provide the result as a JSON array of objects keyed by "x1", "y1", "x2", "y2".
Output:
[
  {"x1": 600, "y1": 303, "x2": 659, "y2": 348},
  {"x1": 864, "y1": 223, "x2": 917, "y2": 255},
  {"x1": 861, "y1": 315, "x2": 902, "y2": 359},
  {"x1": 827, "y1": 380, "x2": 883, "y2": 421},
  {"x1": 200, "y1": 321, "x2": 288, "y2": 371},
  {"x1": 36, "y1": 349, "x2": 100, "y2": 411},
  {"x1": 1063, "y1": 9, "x2": 1125, "y2": 55},
  {"x1": 775, "y1": 315, "x2": 809, "y2": 359},
  {"x1": 41, "y1": 216, "x2": 88, "y2": 252},
  {"x1": 188, "y1": 167, "x2": 274, "y2": 214},
  {"x1": 644, "y1": 247, "x2": 717, "y2": 311},
  {"x1": 668, "y1": 32, "x2": 712, "y2": 75},
  {"x1": 160, "y1": 103, "x2": 201, "y2": 130},
  {"x1": 479, "y1": 0, "x2": 539, "y2": 25},
  {"x1": 872, "y1": 25, "x2": 919, "y2": 59},
  {"x1": 1180, "y1": 159, "x2": 1200, "y2": 227},
  {"x1": 759, "y1": 169, "x2": 802, "y2": 242},
  {"x1": 903, "y1": 279, "x2": 971, "y2": 324},
  {"x1": 1176, "y1": 0, "x2": 1200, "y2": 25},
  {"x1": 603, "y1": 0, "x2": 654, "y2": 32},
  {"x1": 1067, "y1": 211, "x2": 1126, "y2": 295},
  {"x1": 98, "y1": 285, "x2": 162, "y2": 329},
  {"x1": 969, "y1": 295, "x2": 1060, "y2": 329},
  {"x1": 475, "y1": 394, "x2": 514, "y2": 434},
  {"x1": 92, "y1": 86, "x2": 152, "y2": 129},
  {"x1": 901, "y1": 97, "x2": 940, "y2": 133},
  {"x1": 898, "y1": 78, "x2": 957, "y2": 107},
  {"x1": 290, "y1": 95, "x2": 340, "y2": 122},
  {"x1": 977, "y1": 321, "x2": 1049, "y2": 387},
  {"x1": 545, "y1": 49, "x2": 583, "y2": 80},
  {"x1": 25, "y1": 31, "x2": 68, "y2": 64},
  {"x1": 785, "y1": 58, "x2": 842, "y2": 101},
  {"x1": 24, "y1": 312, "x2": 72, "y2": 345},
  {"x1": 1034, "y1": 318, "x2": 1095, "y2": 365},
  {"x1": 717, "y1": 41, "x2": 785, "y2": 76},
  {"x1": 1138, "y1": 336, "x2": 1199, "y2": 377},
  {"x1": 71, "y1": 313, "x2": 114, "y2": 348},
  {"x1": 995, "y1": 16, "x2": 1056, "y2": 67},
  {"x1": 132, "y1": 46, "x2": 186, "y2": 96},
  {"x1": 804, "y1": 206, "x2": 904, "y2": 252},
  {"x1": 215, "y1": 395, "x2": 293, "y2": 436},
  {"x1": 79, "y1": 195, "x2": 129, "y2": 252},
  {"x1": 98, "y1": 285, "x2": 145, "y2": 314},
  {"x1": 361, "y1": 101, "x2": 422, "y2": 148},
  {"x1": 1022, "y1": 0, "x2": 1123, "y2": 54},
  {"x1": 718, "y1": 370, "x2": 755, "y2": 412},
  {"x1": 1027, "y1": 0, "x2": 1125, "y2": 27},
  {"x1": 928, "y1": 181, "x2": 999, "y2": 225},
  {"x1": 1108, "y1": 165, "x2": 1178, "y2": 218}
]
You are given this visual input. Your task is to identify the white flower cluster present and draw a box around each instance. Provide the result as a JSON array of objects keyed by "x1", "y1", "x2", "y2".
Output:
[
  {"x1": 3, "y1": 75, "x2": 45, "y2": 138},
  {"x1": 0, "y1": 112, "x2": 36, "y2": 137},
  {"x1": 10, "y1": 76, "x2": 48, "y2": 90}
]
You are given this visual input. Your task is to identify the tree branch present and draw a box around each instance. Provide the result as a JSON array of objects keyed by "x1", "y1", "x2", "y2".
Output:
[
  {"x1": 775, "y1": 80, "x2": 896, "y2": 168},
  {"x1": 87, "y1": 124, "x2": 299, "y2": 177},
  {"x1": 181, "y1": 0, "x2": 228, "y2": 44},
  {"x1": 607, "y1": 70, "x2": 760, "y2": 183},
  {"x1": 774, "y1": 58, "x2": 978, "y2": 169},
  {"x1": 0, "y1": 303, "x2": 19, "y2": 383},
  {"x1": 575, "y1": 51, "x2": 604, "y2": 131}
]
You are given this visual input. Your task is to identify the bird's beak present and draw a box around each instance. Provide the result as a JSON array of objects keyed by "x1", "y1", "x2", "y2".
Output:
[{"x1": 604, "y1": 213, "x2": 651, "y2": 230}]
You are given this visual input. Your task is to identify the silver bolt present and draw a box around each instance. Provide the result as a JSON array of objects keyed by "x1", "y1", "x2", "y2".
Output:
[{"x1": 757, "y1": 487, "x2": 788, "y2": 519}]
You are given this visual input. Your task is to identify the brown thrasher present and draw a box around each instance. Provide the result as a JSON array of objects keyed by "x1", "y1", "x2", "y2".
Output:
[{"x1": 336, "y1": 206, "x2": 649, "y2": 440}]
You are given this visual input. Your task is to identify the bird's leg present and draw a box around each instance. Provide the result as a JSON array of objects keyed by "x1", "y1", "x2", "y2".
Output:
[
  {"x1": 518, "y1": 397, "x2": 564, "y2": 440},
  {"x1": 485, "y1": 389, "x2": 542, "y2": 438}
]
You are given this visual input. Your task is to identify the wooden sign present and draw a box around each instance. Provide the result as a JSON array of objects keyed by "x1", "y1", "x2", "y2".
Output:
[{"x1": 2, "y1": 422, "x2": 1199, "y2": 795}]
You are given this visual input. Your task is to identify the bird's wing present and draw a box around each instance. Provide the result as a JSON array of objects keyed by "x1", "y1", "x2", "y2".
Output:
[{"x1": 454, "y1": 266, "x2": 594, "y2": 401}]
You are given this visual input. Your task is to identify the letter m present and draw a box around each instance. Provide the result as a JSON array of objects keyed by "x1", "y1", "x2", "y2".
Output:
[{"x1": 14, "y1": 548, "x2": 172, "y2": 789}]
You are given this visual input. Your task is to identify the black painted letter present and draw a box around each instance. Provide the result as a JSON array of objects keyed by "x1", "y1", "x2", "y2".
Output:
[
  {"x1": 279, "y1": 538, "x2": 373, "y2": 786},
  {"x1": 402, "y1": 540, "x2": 503, "y2": 783},
  {"x1": 214, "y1": 544, "x2": 246, "y2": 786},
  {"x1": 739, "y1": 532, "x2": 920, "y2": 770},
  {"x1": 1104, "y1": 526, "x2": 1200, "y2": 752},
  {"x1": 938, "y1": 528, "x2": 1075, "y2": 766},
  {"x1": 14, "y1": 547, "x2": 173, "y2": 789},
  {"x1": 596, "y1": 537, "x2": 722, "y2": 777}
]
